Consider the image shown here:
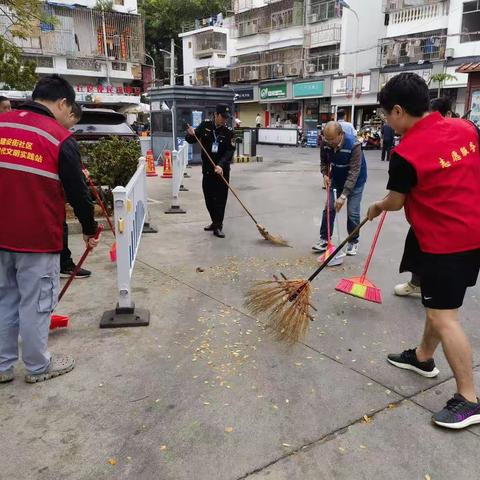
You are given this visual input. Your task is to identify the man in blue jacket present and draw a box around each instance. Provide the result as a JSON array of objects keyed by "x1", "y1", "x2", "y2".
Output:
[{"x1": 313, "y1": 121, "x2": 367, "y2": 256}]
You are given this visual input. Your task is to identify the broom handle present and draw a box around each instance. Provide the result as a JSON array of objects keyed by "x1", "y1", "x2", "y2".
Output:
[
  {"x1": 308, "y1": 217, "x2": 369, "y2": 283},
  {"x1": 190, "y1": 128, "x2": 260, "y2": 226},
  {"x1": 58, "y1": 225, "x2": 104, "y2": 302},
  {"x1": 81, "y1": 164, "x2": 115, "y2": 237},
  {"x1": 326, "y1": 166, "x2": 332, "y2": 244},
  {"x1": 360, "y1": 211, "x2": 387, "y2": 282}
]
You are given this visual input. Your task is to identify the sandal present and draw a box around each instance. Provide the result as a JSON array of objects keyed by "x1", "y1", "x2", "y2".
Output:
[{"x1": 25, "y1": 354, "x2": 75, "y2": 383}]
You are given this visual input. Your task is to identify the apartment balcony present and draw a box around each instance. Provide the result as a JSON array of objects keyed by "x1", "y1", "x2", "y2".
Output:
[
  {"x1": 306, "y1": 49, "x2": 339, "y2": 74},
  {"x1": 193, "y1": 31, "x2": 227, "y2": 59},
  {"x1": 308, "y1": 23, "x2": 341, "y2": 48},
  {"x1": 0, "y1": 4, "x2": 145, "y2": 63},
  {"x1": 232, "y1": 0, "x2": 304, "y2": 38},
  {"x1": 307, "y1": 0, "x2": 341, "y2": 24},
  {"x1": 382, "y1": 0, "x2": 448, "y2": 14},
  {"x1": 230, "y1": 46, "x2": 304, "y2": 82},
  {"x1": 233, "y1": 0, "x2": 255, "y2": 14},
  {"x1": 378, "y1": 30, "x2": 447, "y2": 67}
]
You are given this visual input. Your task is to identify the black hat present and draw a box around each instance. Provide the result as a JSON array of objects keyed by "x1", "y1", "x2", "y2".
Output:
[{"x1": 215, "y1": 104, "x2": 231, "y2": 118}]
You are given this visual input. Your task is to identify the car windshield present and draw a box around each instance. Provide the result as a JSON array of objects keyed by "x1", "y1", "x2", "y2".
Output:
[
  {"x1": 72, "y1": 110, "x2": 135, "y2": 135},
  {"x1": 72, "y1": 123, "x2": 134, "y2": 135}
]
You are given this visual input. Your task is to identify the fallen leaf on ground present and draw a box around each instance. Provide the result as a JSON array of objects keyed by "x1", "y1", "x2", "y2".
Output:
[
  {"x1": 107, "y1": 458, "x2": 117, "y2": 465},
  {"x1": 160, "y1": 445, "x2": 167, "y2": 451},
  {"x1": 362, "y1": 415, "x2": 372, "y2": 424},
  {"x1": 225, "y1": 427, "x2": 234, "y2": 433}
]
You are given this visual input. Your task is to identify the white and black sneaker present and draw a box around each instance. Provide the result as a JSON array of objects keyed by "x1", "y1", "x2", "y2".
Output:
[
  {"x1": 312, "y1": 239, "x2": 328, "y2": 252},
  {"x1": 387, "y1": 348, "x2": 439, "y2": 378},
  {"x1": 432, "y1": 393, "x2": 480, "y2": 429}
]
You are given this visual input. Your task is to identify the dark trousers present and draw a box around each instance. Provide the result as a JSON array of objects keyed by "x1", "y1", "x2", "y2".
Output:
[
  {"x1": 381, "y1": 142, "x2": 393, "y2": 161},
  {"x1": 60, "y1": 222, "x2": 72, "y2": 270},
  {"x1": 202, "y1": 170, "x2": 229, "y2": 228}
]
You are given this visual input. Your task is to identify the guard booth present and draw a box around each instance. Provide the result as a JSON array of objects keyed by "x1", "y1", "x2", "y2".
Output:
[{"x1": 149, "y1": 85, "x2": 235, "y2": 164}]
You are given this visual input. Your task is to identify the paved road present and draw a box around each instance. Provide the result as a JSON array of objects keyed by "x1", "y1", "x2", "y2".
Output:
[{"x1": 1, "y1": 145, "x2": 479, "y2": 480}]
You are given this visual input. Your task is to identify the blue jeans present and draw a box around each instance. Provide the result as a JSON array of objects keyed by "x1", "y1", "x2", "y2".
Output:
[{"x1": 320, "y1": 184, "x2": 365, "y2": 245}]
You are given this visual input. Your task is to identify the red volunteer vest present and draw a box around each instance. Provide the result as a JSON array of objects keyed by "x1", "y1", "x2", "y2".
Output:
[
  {"x1": 394, "y1": 112, "x2": 480, "y2": 254},
  {"x1": 0, "y1": 109, "x2": 72, "y2": 252}
]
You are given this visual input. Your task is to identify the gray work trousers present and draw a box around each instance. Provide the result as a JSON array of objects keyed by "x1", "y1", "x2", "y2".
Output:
[{"x1": 0, "y1": 251, "x2": 59, "y2": 375}]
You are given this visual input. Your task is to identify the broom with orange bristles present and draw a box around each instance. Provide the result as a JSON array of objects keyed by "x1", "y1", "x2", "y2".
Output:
[
  {"x1": 189, "y1": 127, "x2": 289, "y2": 247},
  {"x1": 245, "y1": 217, "x2": 370, "y2": 343},
  {"x1": 335, "y1": 211, "x2": 387, "y2": 303}
]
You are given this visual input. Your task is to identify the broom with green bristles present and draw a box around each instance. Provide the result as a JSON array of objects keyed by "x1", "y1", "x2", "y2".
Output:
[{"x1": 335, "y1": 211, "x2": 387, "y2": 303}]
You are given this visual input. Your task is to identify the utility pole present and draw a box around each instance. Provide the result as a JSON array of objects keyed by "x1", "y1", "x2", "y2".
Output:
[
  {"x1": 170, "y1": 38, "x2": 175, "y2": 86},
  {"x1": 101, "y1": 10, "x2": 111, "y2": 85}
]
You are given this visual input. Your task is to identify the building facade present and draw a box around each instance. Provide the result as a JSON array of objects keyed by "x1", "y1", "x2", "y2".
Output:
[
  {"x1": 0, "y1": 0, "x2": 147, "y2": 106},
  {"x1": 180, "y1": 0, "x2": 480, "y2": 129}
]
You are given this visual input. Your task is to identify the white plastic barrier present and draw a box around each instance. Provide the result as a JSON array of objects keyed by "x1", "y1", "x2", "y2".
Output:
[
  {"x1": 100, "y1": 157, "x2": 150, "y2": 328},
  {"x1": 165, "y1": 141, "x2": 188, "y2": 214}
]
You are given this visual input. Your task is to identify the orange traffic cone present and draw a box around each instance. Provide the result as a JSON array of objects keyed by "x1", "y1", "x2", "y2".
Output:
[
  {"x1": 146, "y1": 149, "x2": 158, "y2": 177},
  {"x1": 161, "y1": 150, "x2": 173, "y2": 178}
]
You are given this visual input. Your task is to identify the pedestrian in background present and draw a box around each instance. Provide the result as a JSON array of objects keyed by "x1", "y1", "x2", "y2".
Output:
[
  {"x1": 368, "y1": 73, "x2": 480, "y2": 429},
  {"x1": 0, "y1": 75, "x2": 100, "y2": 384},
  {"x1": 380, "y1": 122, "x2": 395, "y2": 161},
  {"x1": 0, "y1": 96, "x2": 12, "y2": 113},
  {"x1": 313, "y1": 121, "x2": 367, "y2": 256},
  {"x1": 256, "y1": 113, "x2": 261, "y2": 128},
  {"x1": 186, "y1": 104, "x2": 236, "y2": 238},
  {"x1": 337, "y1": 108, "x2": 357, "y2": 137}
]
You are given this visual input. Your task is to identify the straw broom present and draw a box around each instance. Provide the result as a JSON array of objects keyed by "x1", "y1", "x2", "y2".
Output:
[
  {"x1": 245, "y1": 217, "x2": 370, "y2": 343},
  {"x1": 190, "y1": 128, "x2": 289, "y2": 246}
]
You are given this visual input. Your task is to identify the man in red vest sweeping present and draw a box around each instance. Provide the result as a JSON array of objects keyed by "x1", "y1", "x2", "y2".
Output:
[
  {"x1": 0, "y1": 75, "x2": 100, "y2": 384},
  {"x1": 368, "y1": 73, "x2": 480, "y2": 429}
]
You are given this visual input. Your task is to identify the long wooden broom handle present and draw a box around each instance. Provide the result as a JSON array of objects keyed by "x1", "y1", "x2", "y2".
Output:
[
  {"x1": 190, "y1": 128, "x2": 260, "y2": 226},
  {"x1": 308, "y1": 217, "x2": 369, "y2": 283},
  {"x1": 360, "y1": 211, "x2": 387, "y2": 282}
]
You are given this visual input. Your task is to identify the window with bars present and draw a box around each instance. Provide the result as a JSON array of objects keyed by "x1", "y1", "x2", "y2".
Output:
[
  {"x1": 22, "y1": 56, "x2": 54, "y2": 68},
  {"x1": 461, "y1": 1, "x2": 480, "y2": 43}
]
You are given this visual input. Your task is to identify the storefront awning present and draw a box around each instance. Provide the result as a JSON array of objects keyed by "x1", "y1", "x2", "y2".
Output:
[{"x1": 456, "y1": 63, "x2": 480, "y2": 74}]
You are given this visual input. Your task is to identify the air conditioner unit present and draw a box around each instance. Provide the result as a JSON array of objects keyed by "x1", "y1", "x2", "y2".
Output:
[
  {"x1": 445, "y1": 48, "x2": 454, "y2": 58},
  {"x1": 308, "y1": 13, "x2": 318, "y2": 23},
  {"x1": 307, "y1": 64, "x2": 316, "y2": 73},
  {"x1": 249, "y1": 70, "x2": 259, "y2": 80},
  {"x1": 288, "y1": 66, "x2": 298, "y2": 76}
]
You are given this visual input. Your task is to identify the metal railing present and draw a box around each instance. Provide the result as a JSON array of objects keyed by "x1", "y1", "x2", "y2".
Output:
[
  {"x1": 0, "y1": 4, "x2": 145, "y2": 63},
  {"x1": 307, "y1": 0, "x2": 341, "y2": 23},
  {"x1": 388, "y1": 1, "x2": 449, "y2": 23},
  {"x1": 306, "y1": 51, "x2": 340, "y2": 73},
  {"x1": 308, "y1": 23, "x2": 341, "y2": 47},
  {"x1": 112, "y1": 157, "x2": 147, "y2": 310},
  {"x1": 194, "y1": 31, "x2": 227, "y2": 58},
  {"x1": 382, "y1": 0, "x2": 447, "y2": 13},
  {"x1": 377, "y1": 32, "x2": 446, "y2": 66}
]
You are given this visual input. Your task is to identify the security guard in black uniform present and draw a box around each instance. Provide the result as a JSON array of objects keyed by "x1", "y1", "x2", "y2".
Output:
[{"x1": 185, "y1": 104, "x2": 235, "y2": 238}]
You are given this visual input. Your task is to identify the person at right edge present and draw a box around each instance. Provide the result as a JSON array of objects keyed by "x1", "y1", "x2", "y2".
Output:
[
  {"x1": 0, "y1": 75, "x2": 100, "y2": 384},
  {"x1": 368, "y1": 73, "x2": 480, "y2": 429},
  {"x1": 394, "y1": 95, "x2": 454, "y2": 297},
  {"x1": 185, "y1": 104, "x2": 235, "y2": 238}
]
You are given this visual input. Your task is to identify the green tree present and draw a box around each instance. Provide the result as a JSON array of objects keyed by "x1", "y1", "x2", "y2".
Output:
[
  {"x1": 429, "y1": 73, "x2": 457, "y2": 97},
  {"x1": 0, "y1": 37, "x2": 37, "y2": 90},
  {"x1": 139, "y1": 0, "x2": 230, "y2": 84},
  {"x1": 0, "y1": 0, "x2": 55, "y2": 90}
]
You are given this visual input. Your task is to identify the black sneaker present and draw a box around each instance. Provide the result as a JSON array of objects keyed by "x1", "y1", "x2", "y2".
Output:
[
  {"x1": 432, "y1": 393, "x2": 480, "y2": 429},
  {"x1": 387, "y1": 348, "x2": 439, "y2": 378},
  {"x1": 60, "y1": 265, "x2": 91, "y2": 279},
  {"x1": 204, "y1": 224, "x2": 215, "y2": 231}
]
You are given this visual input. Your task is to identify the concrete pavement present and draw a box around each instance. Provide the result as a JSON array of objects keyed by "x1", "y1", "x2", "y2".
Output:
[{"x1": 1, "y1": 145, "x2": 480, "y2": 480}]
